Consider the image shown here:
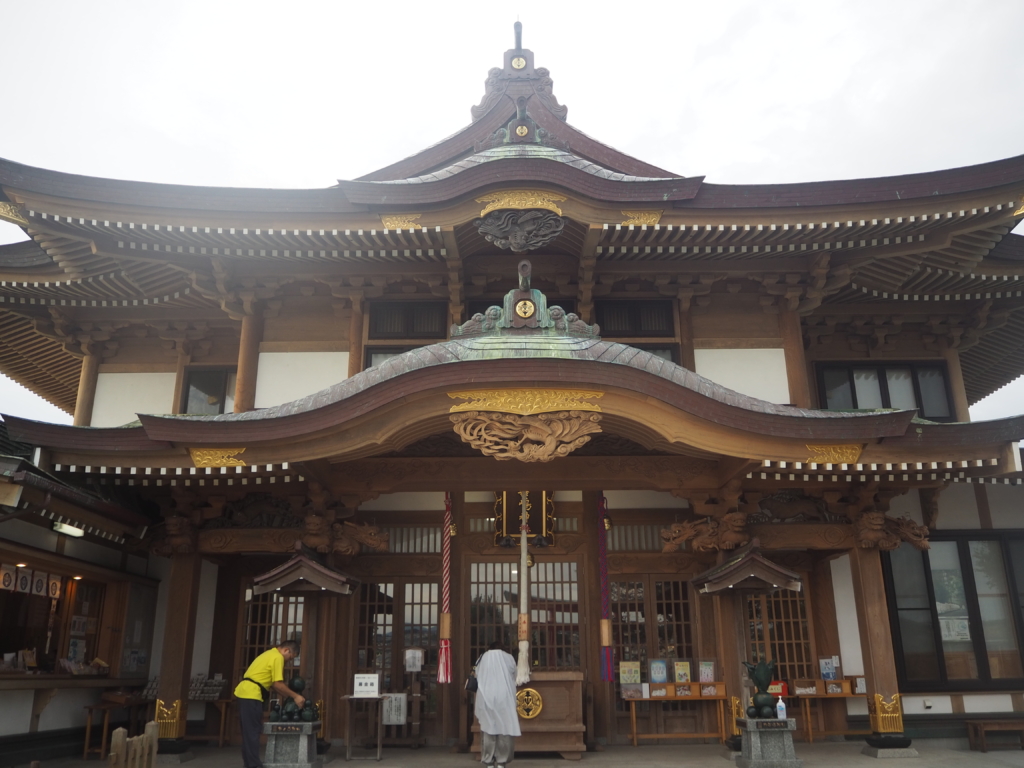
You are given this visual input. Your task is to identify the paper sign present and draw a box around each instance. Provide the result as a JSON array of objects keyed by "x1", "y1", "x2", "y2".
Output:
[
  {"x1": 0, "y1": 565, "x2": 15, "y2": 591},
  {"x1": 31, "y1": 572, "x2": 47, "y2": 596},
  {"x1": 382, "y1": 693, "x2": 407, "y2": 725},
  {"x1": 15, "y1": 569, "x2": 32, "y2": 593},
  {"x1": 47, "y1": 574, "x2": 61, "y2": 599}
]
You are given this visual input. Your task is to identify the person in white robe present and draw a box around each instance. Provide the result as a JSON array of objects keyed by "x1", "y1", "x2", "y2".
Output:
[{"x1": 474, "y1": 641, "x2": 521, "y2": 767}]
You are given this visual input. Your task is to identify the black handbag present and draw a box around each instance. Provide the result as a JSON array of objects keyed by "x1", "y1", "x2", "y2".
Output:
[{"x1": 465, "y1": 655, "x2": 482, "y2": 692}]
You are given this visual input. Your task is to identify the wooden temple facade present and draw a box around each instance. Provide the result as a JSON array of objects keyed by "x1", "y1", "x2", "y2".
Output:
[{"x1": 3, "y1": 25, "x2": 1024, "y2": 757}]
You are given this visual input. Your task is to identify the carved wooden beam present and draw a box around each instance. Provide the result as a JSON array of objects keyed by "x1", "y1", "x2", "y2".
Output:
[{"x1": 328, "y1": 456, "x2": 719, "y2": 493}]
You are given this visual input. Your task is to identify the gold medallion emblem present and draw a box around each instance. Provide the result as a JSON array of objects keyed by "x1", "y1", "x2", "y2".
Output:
[
  {"x1": 511, "y1": 56, "x2": 526, "y2": 70},
  {"x1": 515, "y1": 125, "x2": 529, "y2": 137},
  {"x1": 515, "y1": 300, "x2": 535, "y2": 318},
  {"x1": 516, "y1": 688, "x2": 543, "y2": 719}
]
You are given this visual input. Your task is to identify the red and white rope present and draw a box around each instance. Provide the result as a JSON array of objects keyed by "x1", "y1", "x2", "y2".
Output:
[{"x1": 437, "y1": 491, "x2": 453, "y2": 684}]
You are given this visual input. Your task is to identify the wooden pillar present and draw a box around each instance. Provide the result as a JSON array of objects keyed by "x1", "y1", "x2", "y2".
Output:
[
  {"x1": 171, "y1": 349, "x2": 191, "y2": 415},
  {"x1": 810, "y1": 557, "x2": 848, "y2": 733},
  {"x1": 207, "y1": 565, "x2": 241, "y2": 737},
  {"x1": 780, "y1": 309, "x2": 811, "y2": 408},
  {"x1": 73, "y1": 351, "x2": 100, "y2": 426},
  {"x1": 942, "y1": 346, "x2": 971, "y2": 422},
  {"x1": 848, "y1": 546, "x2": 907, "y2": 742},
  {"x1": 677, "y1": 304, "x2": 696, "y2": 372},
  {"x1": 712, "y1": 590, "x2": 746, "y2": 725},
  {"x1": 157, "y1": 553, "x2": 203, "y2": 739},
  {"x1": 347, "y1": 293, "x2": 364, "y2": 379},
  {"x1": 234, "y1": 313, "x2": 263, "y2": 412},
  {"x1": 581, "y1": 490, "x2": 611, "y2": 747}
]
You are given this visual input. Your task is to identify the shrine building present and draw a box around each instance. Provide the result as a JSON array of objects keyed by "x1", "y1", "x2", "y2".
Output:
[{"x1": 2, "y1": 23, "x2": 1024, "y2": 762}]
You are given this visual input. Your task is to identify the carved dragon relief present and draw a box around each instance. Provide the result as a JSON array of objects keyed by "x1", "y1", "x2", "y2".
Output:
[
  {"x1": 474, "y1": 209, "x2": 566, "y2": 253},
  {"x1": 659, "y1": 483, "x2": 931, "y2": 554}
]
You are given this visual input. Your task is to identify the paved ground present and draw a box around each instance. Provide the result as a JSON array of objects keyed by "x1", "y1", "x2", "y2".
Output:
[{"x1": 15, "y1": 739, "x2": 1024, "y2": 768}]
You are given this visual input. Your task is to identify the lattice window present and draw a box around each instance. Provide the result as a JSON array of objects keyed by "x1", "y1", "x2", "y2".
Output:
[
  {"x1": 357, "y1": 583, "x2": 395, "y2": 689},
  {"x1": 611, "y1": 578, "x2": 694, "y2": 713},
  {"x1": 745, "y1": 590, "x2": 815, "y2": 682},
  {"x1": 608, "y1": 524, "x2": 664, "y2": 552},
  {"x1": 379, "y1": 526, "x2": 442, "y2": 554},
  {"x1": 468, "y1": 561, "x2": 581, "y2": 670},
  {"x1": 239, "y1": 590, "x2": 303, "y2": 680},
  {"x1": 467, "y1": 517, "x2": 578, "y2": 534}
]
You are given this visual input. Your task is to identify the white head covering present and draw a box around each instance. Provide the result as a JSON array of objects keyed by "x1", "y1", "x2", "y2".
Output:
[{"x1": 474, "y1": 648, "x2": 522, "y2": 737}]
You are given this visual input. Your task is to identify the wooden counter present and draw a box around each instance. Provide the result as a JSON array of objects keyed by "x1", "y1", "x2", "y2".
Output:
[{"x1": 0, "y1": 675, "x2": 147, "y2": 691}]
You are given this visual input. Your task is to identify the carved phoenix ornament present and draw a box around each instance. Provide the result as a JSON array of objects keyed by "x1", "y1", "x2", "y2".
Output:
[{"x1": 450, "y1": 410, "x2": 602, "y2": 462}]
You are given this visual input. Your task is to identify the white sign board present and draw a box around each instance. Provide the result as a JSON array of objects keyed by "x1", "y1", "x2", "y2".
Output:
[
  {"x1": 352, "y1": 673, "x2": 380, "y2": 698},
  {"x1": 0, "y1": 564, "x2": 15, "y2": 591},
  {"x1": 382, "y1": 693, "x2": 407, "y2": 726},
  {"x1": 404, "y1": 647, "x2": 424, "y2": 673}
]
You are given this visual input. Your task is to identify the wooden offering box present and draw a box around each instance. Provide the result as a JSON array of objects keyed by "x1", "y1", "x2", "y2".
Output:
[{"x1": 472, "y1": 670, "x2": 584, "y2": 760}]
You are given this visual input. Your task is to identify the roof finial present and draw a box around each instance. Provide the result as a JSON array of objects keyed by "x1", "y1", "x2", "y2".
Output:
[{"x1": 514, "y1": 21, "x2": 522, "y2": 52}]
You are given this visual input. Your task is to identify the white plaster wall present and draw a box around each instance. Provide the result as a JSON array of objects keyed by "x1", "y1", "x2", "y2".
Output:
[
  {"x1": 830, "y1": 554, "x2": 864, "y2": 676},
  {"x1": 63, "y1": 537, "x2": 122, "y2": 570},
  {"x1": 604, "y1": 490, "x2": 689, "y2": 510},
  {"x1": 360, "y1": 492, "x2": 446, "y2": 512},
  {"x1": 936, "y1": 482, "x2": 981, "y2": 529},
  {"x1": 253, "y1": 351, "x2": 349, "y2": 408},
  {"x1": 188, "y1": 559, "x2": 219, "y2": 721},
  {"x1": 465, "y1": 491, "x2": 495, "y2": 504},
  {"x1": 0, "y1": 690, "x2": 34, "y2": 736},
  {"x1": 693, "y1": 348, "x2": 790, "y2": 404},
  {"x1": 37, "y1": 688, "x2": 102, "y2": 731},
  {"x1": 91, "y1": 372, "x2": 176, "y2": 427},
  {"x1": 889, "y1": 491, "x2": 923, "y2": 525},
  {"x1": 148, "y1": 555, "x2": 172, "y2": 678},
  {"x1": 0, "y1": 518, "x2": 59, "y2": 551},
  {"x1": 987, "y1": 484, "x2": 1024, "y2": 529},
  {"x1": 963, "y1": 694, "x2": 1015, "y2": 713}
]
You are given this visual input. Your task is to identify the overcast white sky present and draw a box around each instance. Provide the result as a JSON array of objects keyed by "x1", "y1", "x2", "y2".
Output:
[{"x1": 1, "y1": 0, "x2": 1023, "y2": 424}]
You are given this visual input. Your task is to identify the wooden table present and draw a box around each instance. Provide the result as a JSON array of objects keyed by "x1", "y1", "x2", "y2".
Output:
[
  {"x1": 794, "y1": 693, "x2": 871, "y2": 743},
  {"x1": 83, "y1": 698, "x2": 147, "y2": 759},
  {"x1": 626, "y1": 693, "x2": 727, "y2": 746},
  {"x1": 341, "y1": 695, "x2": 383, "y2": 761}
]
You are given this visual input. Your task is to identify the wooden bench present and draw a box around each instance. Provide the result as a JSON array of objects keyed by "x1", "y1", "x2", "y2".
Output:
[{"x1": 967, "y1": 719, "x2": 1024, "y2": 752}]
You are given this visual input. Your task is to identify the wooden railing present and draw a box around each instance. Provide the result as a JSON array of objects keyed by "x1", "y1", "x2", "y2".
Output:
[{"x1": 108, "y1": 721, "x2": 159, "y2": 768}]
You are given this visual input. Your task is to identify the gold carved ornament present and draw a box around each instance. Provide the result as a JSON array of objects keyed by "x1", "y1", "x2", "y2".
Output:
[
  {"x1": 516, "y1": 688, "x2": 543, "y2": 719},
  {"x1": 476, "y1": 190, "x2": 566, "y2": 217},
  {"x1": 1015, "y1": 200, "x2": 1024, "y2": 217},
  {"x1": 515, "y1": 125, "x2": 529, "y2": 137},
  {"x1": 621, "y1": 210, "x2": 663, "y2": 226},
  {"x1": 155, "y1": 698, "x2": 185, "y2": 738},
  {"x1": 0, "y1": 202, "x2": 28, "y2": 226},
  {"x1": 189, "y1": 447, "x2": 247, "y2": 468},
  {"x1": 868, "y1": 693, "x2": 904, "y2": 734},
  {"x1": 449, "y1": 388, "x2": 603, "y2": 415},
  {"x1": 805, "y1": 444, "x2": 863, "y2": 464},
  {"x1": 729, "y1": 697, "x2": 743, "y2": 736},
  {"x1": 379, "y1": 214, "x2": 421, "y2": 229}
]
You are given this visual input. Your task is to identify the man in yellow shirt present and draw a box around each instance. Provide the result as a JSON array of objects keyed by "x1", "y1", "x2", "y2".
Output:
[{"x1": 234, "y1": 640, "x2": 305, "y2": 768}]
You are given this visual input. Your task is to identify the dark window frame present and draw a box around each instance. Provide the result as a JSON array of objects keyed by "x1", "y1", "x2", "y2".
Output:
[
  {"x1": 815, "y1": 362, "x2": 956, "y2": 422},
  {"x1": 180, "y1": 366, "x2": 236, "y2": 415},
  {"x1": 367, "y1": 301, "x2": 448, "y2": 340},
  {"x1": 883, "y1": 530, "x2": 1024, "y2": 692},
  {"x1": 594, "y1": 300, "x2": 676, "y2": 338}
]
